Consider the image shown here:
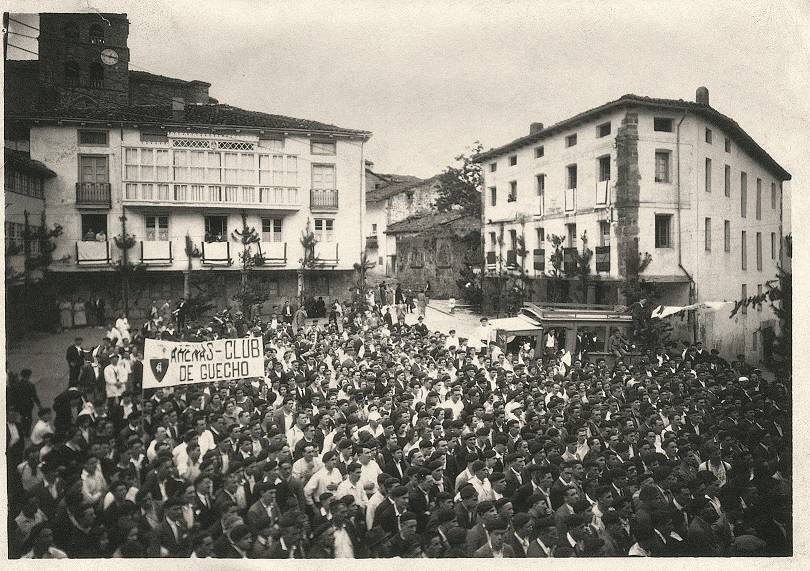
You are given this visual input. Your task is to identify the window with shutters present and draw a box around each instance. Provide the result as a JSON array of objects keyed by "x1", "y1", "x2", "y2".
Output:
[
  {"x1": 741, "y1": 230, "x2": 747, "y2": 270},
  {"x1": 145, "y1": 215, "x2": 169, "y2": 241},
  {"x1": 740, "y1": 172, "x2": 747, "y2": 218},
  {"x1": 771, "y1": 232, "x2": 776, "y2": 260},
  {"x1": 655, "y1": 151, "x2": 671, "y2": 183},
  {"x1": 598, "y1": 156, "x2": 611, "y2": 182},
  {"x1": 312, "y1": 164, "x2": 336, "y2": 189},
  {"x1": 489, "y1": 187, "x2": 497, "y2": 207},
  {"x1": 567, "y1": 223, "x2": 577, "y2": 248},
  {"x1": 508, "y1": 181, "x2": 517, "y2": 202},
  {"x1": 705, "y1": 128, "x2": 712, "y2": 144},
  {"x1": 724, "y1": 221, "x2": 731, "y2": 253},
  {"x1": 314, "y1": 219, "x2": 334, "y2": 242},
  {"x1": 771, "y1": 182, "x2": 777, "y2": 210},
  {"x1": 705, "y1": 218, "x2": 711, "y2": 251},
  {"x1": 655, "y1": 215, "x2": 672, "y2": 248},
  {"x1": 536, "y1": 175, "x2": 545, "y2": 215},
  {"x1": 705, "y1": 158, "x2": 711, "y2": 193},
  {"x1": 600, "y1": 221, "x2": 610, "y2": 247},
  {"x1": 262, "y1": 218, "x2": 283, "y2": 243},
  {"x1": 79, "y1": 155, "x2": 109, "y2": 183},
  {"x1": 741, "y1": 284, "x2": 747, "y2": 315},
  {"x1": 535, "y1": 146, "x2": 544, "y2": 158},
  {"x1": 756, "y1": 178, "x2": 762, "y2": 220},
  {"x1": 204, "y1": 216, "x2": 228, "y2": 242},
  {"x1": 756, "y1": 232, "x2": 762, "y2": 271},
  {"x1": 724, "y1": 165, "x2": 731, "y2": 197}
]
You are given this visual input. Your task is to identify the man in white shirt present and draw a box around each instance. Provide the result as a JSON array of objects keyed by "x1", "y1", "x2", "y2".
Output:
[
  {"x1": 473, "y1": 317, "x2": 493, "y2": 353},
  {"x1": 303, "y1": 451, "x2": 344, "y2": 508},
  {"x1": 104, "y1": 354, "x2": 126, "y2": 404},
  {"x1": 335, "y1": 461, "x2": 367, "y2": 509}
]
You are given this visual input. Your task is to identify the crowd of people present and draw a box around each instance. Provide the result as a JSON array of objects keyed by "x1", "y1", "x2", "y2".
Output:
[{"x1": 6, "y1": 294, "x2": 791, "y2": 558}]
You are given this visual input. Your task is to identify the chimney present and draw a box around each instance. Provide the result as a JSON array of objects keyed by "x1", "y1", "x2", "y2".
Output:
[
  {"x1": 171, "y1": 97, "x2": 185, "y2": 121},
  {"x1": 696, "y1": 86, "x2": 710, "y2": 106},
  {"x1": 530, "y1": 122, "x2": 544, "y2": 135}
]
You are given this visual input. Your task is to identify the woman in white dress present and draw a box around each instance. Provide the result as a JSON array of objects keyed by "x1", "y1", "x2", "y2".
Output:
[
  {"x1": 59, "y1": 299, "x2": 74, "y2": 329},
  {"x1": 73, "y1": 299, "x2": 87, "y2": 327}
]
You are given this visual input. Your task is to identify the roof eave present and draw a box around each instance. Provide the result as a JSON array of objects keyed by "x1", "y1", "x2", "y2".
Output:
[{"x1": 10, "y1": 113, "x2": 372, "y2": 139}]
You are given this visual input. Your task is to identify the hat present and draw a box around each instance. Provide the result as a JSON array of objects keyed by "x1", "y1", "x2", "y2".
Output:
[
  {"x1": 229, "y1": 523, "x2": 252, "y2": 542},
  {"x1": 390, "y1": 485, "x2": 409, "y2": 498},
  {"x1": 513, "y1": 513, "x2": 532, "y2": 529},
  {"x1": 487, "y1": 517, "x2": 508, "y2": 532},
  {"x1": 459, "y1": 485, "x2": 478, "y2": 500},
  {"x1": 446, "y1": 526, "x2": 468, "y2": 546},
  {"x1": 368, "y1": 411, "x2": 382, "y2": 422}
]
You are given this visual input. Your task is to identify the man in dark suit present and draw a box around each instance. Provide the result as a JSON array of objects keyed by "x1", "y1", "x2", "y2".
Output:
[
  {"x1": 213, "y1": 523, "x2": 253, "y2": 558},
  {"x1": 374, "y1": 485, "x2": 409, "y2": 534},
  {"x1": 293, "y1": 375, "x2": 312, "y2": 406},
  {"x1": 157, "y1": 497, "x2": 192, "y2": 557},
  {"x1": 246, "y1": 482, "x2": 281, "y2": 532},
  {"x1": 65, "y1": 337, "x2": 85, "y2": 387},
  {"x1": 408, "y1": 468, "x2": 433, "y2": 533},
  {"x1": 506, "y1": 513, "x2": 533, "y2": 557},
  {"x1": 455, "y1": 485, "x2": 479, "y2": 529},
  {"x1": 473, "y1": 517, "x2": 515, "y2": 557},
  {"x1": 136, "y1": 455, "x2": 183, "y2": 504}
]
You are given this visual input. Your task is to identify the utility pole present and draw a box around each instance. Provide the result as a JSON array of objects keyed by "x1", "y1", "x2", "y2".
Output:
[{"x1": 120, "y1": 212, "x2": 130, "y2": 316}]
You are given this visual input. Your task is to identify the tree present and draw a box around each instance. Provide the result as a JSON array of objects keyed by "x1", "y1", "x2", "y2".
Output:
[
  {"x1": 297, "y1": 219, "x2": 320, "y2": 305},
  {"x1": 730, "y1": 234, "x2": 791, "y2": 379},
  {"x1": 351, "y1": 251, "x2": 376, "y2": 313},
  {"x1": 435, "y1": 141, "x2": 483, "y2": 217},
  {"x1": 573, "y1": 230, "x2": 594, "y2": 303},
  {"x1": 231, "y1": 212, "x2": 269, "y2": 320},
  {"x1": 546, "y1": 234, "x2": 568, "y2": 303},
  {"x1": 8, "y1": 211, "x2": 66, "y2": 333},
  {"x1": 619, "y1": 252, "x2": 674, "y2": 353}
]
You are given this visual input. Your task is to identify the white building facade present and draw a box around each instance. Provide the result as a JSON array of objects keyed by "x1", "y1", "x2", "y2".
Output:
[
  {"x1": 13, "y1": 113, "x2": 369, "y2": 318},
  {"x1": 475, "y1": 88, "x2": 790, "y2": 362}
]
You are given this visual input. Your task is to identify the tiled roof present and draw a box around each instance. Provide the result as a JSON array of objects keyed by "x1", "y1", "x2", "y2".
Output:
[
  {"x1": 4, "y1": 148, "x2": 57, "y2": 178},
  {"x1": 130, "y1": 70, "x2": 210, "y2": 86},
  {"x1": 386, "y1": 210, "x2": 477, "y2": 234},
  {"x1": 9, "y1": 103, "x2": 371, "y2": 137},
  {"x1": 367, "y1": 175, "x2": 439, "y2": 203},
  {"x1": 474, "y1": 93, "x2": 791, "y2": 180}
]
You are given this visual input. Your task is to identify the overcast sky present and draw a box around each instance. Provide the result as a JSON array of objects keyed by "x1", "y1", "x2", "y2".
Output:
[{"x1": 6, "y1": 0, "x2": 808, "y2": 225}]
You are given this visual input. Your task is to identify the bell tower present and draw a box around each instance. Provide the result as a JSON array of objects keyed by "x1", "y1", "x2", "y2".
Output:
[{"x1": 37, "y1": 12, "x2": 130, "y2": 108}]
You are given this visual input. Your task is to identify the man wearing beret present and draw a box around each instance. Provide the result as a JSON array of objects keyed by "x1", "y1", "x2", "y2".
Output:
[{"x1": 473, "y1": 516, "x2": 514, "y2": 557}]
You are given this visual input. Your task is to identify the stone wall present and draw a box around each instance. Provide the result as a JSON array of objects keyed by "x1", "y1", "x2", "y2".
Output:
[
  {"x1": 393, "y1": 231, "x2": 479, "y2": 299},
  {"x1": 614, "y1": 111, "x2": 641, "y2": 302}
]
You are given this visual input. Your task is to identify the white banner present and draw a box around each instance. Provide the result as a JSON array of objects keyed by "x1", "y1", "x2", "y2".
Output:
[{"x1": 143, "y1": 337, "x2": 265, "y2": 389}]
